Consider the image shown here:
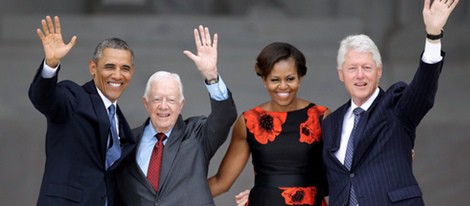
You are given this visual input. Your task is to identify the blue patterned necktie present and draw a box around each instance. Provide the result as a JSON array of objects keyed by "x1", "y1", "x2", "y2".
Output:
[
  {"x1": 344, "y1": 107, "x2": 365, "y2": 206},
  {"x1": 105, "y1": 104, "x2": 121, "y2": 169}
]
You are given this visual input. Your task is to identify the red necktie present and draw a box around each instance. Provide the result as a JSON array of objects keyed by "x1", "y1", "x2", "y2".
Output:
[{"x1": 147, "y1": 132, "x2": 166, "y2": 192}]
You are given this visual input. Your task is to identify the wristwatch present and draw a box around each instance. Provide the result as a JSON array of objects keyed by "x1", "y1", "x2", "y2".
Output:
[
  {"x1": 205, "y1": 76, "x2": 219, "y2": 85},
  {"x1": 426, "y1": 29, "x2": 443, "y2": 40}
]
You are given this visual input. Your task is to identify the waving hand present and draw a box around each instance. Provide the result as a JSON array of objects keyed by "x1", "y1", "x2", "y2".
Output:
[
  {"x1": 36, "y1": 16, "x2": 77, "y2": 68},
  {"x1": 183, "y1": 25, "x2": 219, "y2": 81}
]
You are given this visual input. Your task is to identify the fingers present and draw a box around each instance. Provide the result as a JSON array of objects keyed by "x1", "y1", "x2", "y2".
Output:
[
  {"x1": 182, "y1": 50, "x2": 196, "y2": 61},
  {"x1": 37, "y1": 16, "x2": 60, "y2": 38},
  {"x1": 193, "y1": 25, "x2": 217, "y2": 47},
  {"x1": 235, "y1": 190, "x2": 249, "y2": 206},
  {"x1": 46, "y1": 16, "x2": 55, "y2": 35},
  {"x1": 435, "y1": 0, "x2": 459, "y2": 9},
  {"x1": 193, "y1": 27, "x2": 202, "y2": 48},
  {"x1": 424, "y1": 0, "x2": 430, "y2": 10},
  {"x1": 54, "y1": 16, "x2": 62, "y2": 36},
  {"x1": 68, "y1": 35, "x2": 78, "y2": 48},
  {"x1": 448, "y1": 0, "x2": 459, "y2": 11}
]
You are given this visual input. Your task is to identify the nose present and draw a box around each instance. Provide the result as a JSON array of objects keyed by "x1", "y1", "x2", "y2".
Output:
[
  {"x1": 111, "y1": 68, "x2": 123, "y2": 79},
  {"x1": 356, "y1": 68, "x2": 365, "y2": 79},
  {"x1": 279, "y1": 80, "x2": 288, "y2": 89},
  {"x1": 158, "y1": 99, "x2": 169, "y2": 110}
]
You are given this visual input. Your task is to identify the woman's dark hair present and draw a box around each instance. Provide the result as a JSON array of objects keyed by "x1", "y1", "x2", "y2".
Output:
[{"x1": 255, "y1": 42, "x2": 307, "y2": 78}]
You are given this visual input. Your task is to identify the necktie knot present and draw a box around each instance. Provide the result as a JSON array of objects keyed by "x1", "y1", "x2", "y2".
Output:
[
  {"x1": 156, "y1": 133, "x2": 167, "y2": 142},
  {"x1": 108, "y1": 104, "x2": 116, "y2": 117},
  {"x1": 353, "y1": 107, "x2": 364, "y2": 116}
]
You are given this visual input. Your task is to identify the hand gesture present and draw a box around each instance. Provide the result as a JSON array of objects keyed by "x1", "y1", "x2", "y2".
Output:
[
  {"x1": 423, "y1": 0, "x2": 459, "y2": 35},
  {"x1": 36, "y1": 16, "x2": 77, "y2": 68},
  {"x1": 183, "y1": 25, "x2": 218, "y2": 81},
  {"x1": 235, "y1": 189, "x2": 250, "y2": 206}
]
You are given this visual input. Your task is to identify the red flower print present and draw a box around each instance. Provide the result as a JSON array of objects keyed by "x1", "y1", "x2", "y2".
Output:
[
  {"x1": 299, "y1": 106, "x2": 327, "y2": 144},
  {"x1": 244, "y1": 107, "x2": 287, "y2": 144},
  {"x1": 279, "y1": 186, "x2": 317, "y2": 205}
]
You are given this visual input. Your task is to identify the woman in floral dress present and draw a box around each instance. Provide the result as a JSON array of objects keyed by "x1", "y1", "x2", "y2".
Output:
[{"x1": 208, "y1": 42, "x2": 330, "y2": 206}]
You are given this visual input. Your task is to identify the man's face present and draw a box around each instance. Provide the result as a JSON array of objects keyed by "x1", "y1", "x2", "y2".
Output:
[
  {"x1": 89, "y1": 48, "x2": 134, "y2": 102},
  {"x1": 143, "y1": 79, "x2": 184, "y2": 133},
  {"x1": 338, "y1": 50, "x2": 382, "y2": 106}
]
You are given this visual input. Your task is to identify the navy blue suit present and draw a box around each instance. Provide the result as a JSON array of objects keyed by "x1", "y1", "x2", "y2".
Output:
[
  {"x1": 29, "y1": 62, "x2": 135, "y2": 206},
  {"x1": 323, "y1": 54, "x2": 444, "y2": 205}
]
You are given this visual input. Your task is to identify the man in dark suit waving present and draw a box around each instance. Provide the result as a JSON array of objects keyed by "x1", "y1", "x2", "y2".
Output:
[
  {"x1": 322, "y1": 0, "x2": 459, "y2": 205},
  {"x1": 29, "y1": 16, "x2": 135, "y2": 205},
  {"x1": 115, "y1": 25, "x2": 237, "y2": 206}
]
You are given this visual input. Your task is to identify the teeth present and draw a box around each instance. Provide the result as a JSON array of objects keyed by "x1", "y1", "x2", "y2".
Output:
[
  {"x1": 277, "y1": 92, "x2": 289, "y2": 97},
  {"x1": 109, "y1": 83, "x2": 121, "y2": 87}
]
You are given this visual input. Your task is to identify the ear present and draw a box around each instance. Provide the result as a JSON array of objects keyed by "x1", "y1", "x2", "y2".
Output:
[
  {"x1": 337, "y1": 68, "x2": 344, "y2": 82},
  {"x1": 142, "y1": 96, "x2": 148, "y2": 107},
  {"x1": 89, "y1": 60, "x2": 96, "y2": 77},
  {"x1": 180, "y1": 99, "x2": 185, "y2": 111},
  {"x1": 377, "y1": 65, "x2": 383, "y2": 79}
]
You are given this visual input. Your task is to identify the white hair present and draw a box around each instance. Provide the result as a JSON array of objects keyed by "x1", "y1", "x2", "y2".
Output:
[
  {"x1": 336, "y1": 34, "x2": 382, "y2": 70},
  {"x1": 143, "y1": 71, "x2": 184, "y2": 102}
]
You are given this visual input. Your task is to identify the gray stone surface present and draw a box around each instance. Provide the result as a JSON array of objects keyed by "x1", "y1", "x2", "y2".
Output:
[{"x1": 0, "y1": 14, "x2": 469, "y2": 206}]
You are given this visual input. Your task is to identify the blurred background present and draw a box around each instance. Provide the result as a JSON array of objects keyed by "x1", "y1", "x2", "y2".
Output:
[{"x1": 0, "y1": 0, "x2": 469, "y2": 205}]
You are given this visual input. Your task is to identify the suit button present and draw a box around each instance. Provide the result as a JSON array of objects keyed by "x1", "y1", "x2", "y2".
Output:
[{"x1": 350, "y1": 173, "x2": 355, "y2": 178}]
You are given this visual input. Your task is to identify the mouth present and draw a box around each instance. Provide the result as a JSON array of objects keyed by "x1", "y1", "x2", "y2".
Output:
[
  {"x1": 157, "y1": 113, "x2": 170, "y2": 118},
  {"x1": 108, "y1": 82, "x2": 123, "y2": 88},
  {"x1": 355, "y1": 82, "x2": 367, "y2": 87},
  {"x1": 276, "y1": 92, "x2": 290, "y2": 98}
]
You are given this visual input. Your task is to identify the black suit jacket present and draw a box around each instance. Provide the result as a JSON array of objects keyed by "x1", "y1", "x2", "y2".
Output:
[
  {"x1": 29, "y1": 62, "x2": 135, "y2": 206},
  {"x1": 323, "y1": 54, "x2": 444, "y2": 206},
  {"x1": 115, "y1": 92, "x2": 237, "y2": 206}
]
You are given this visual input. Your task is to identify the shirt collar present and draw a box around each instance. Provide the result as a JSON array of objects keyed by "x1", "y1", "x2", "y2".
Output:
[
  {"x1": 348, "y1": 87, "x2": 380, "y2": 115},
  {"x1": 96, "y1": 87, "x2": 116, "y2": 109},
  {"x1": 147, "y1": 119, "x2": 173, "y2": 139}
]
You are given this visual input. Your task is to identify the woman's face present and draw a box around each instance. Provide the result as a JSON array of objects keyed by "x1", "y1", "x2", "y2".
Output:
[{"x1": 263, "y1": 57, "x2": 301, "y2": 110}]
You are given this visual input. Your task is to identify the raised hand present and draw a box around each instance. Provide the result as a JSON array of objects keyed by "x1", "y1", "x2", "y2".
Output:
[
  {"x1": 423, "y1": 0, "x2": 459, "y2": 35},
  {"x1": 183, "y1": 25, "x2": 218, "y2": 81},
  {"x1": 36, "y1": 16, "x2": 77, "y2": 68}
]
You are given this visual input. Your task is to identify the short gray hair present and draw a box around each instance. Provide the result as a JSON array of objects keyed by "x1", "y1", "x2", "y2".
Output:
[
  {"x1": 93, "y1": 38, "x2": 135, "y2": 63},
  {"x1": 143, "y1": 71, "x2": 185, "y2": 102},
  {"x1": 336, "y1": 34, "x2": 382, "y2": 70}
]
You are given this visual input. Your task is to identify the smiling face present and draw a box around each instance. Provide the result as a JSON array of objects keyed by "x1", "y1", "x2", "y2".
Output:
[
  {"x1": 89, "y1": 48, "x2": 134, "y2": 102},
  {"x1": 338, "y1": 50, "x2": 382, "y2": 106},
  {"x1": 143, "y1": 78, "x2": 184, "y2": 133},
  {"x1": 263, "y1": 57, "x2": 301, "y2": 111}
]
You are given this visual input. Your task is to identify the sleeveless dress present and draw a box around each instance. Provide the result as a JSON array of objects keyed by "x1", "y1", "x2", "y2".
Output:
[{"x1": 243, "y1": 103, "x2": 328, "y2": 206}]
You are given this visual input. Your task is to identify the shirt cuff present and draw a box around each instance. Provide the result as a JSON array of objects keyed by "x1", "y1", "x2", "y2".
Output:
[
  {"x1": 422, "y1": 40, "x2": 442, "y2": 64},
  {"x1": 206, "y1": 75, "x2": 229, "y2": 101},
  {"x1": 41, "y1": 61, "x2": 59, "y2": 78}
]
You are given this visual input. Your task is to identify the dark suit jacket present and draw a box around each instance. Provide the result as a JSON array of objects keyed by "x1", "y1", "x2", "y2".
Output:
[
  {"x1": 115, "y1": 92, "x2": 237, "y2": 206},
  {"x1": 323, "y1": 55, "x2": 444, "y2": 206},
  {"x1": 28, "y1": 62, "x2": 135, "y2": 206}
]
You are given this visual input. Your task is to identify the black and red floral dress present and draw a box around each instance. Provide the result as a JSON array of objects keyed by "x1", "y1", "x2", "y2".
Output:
[{"x1": 244, "y1": 103, "x2": 328, "y2": 206}]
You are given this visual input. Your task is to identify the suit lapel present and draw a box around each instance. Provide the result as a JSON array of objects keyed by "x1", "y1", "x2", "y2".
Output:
[
  {"x1": 115, "y1": 105, "x2": 135, "y2": 162},
  {"x1": 328, "y1": 102, "x2": 349, "y2": 153},
  {"x1": 351, "y1": 89, "x2": 385, "y2": 169},
  {"x1": 158, "y1": 115, "x2": 185, "y2": 191},
  {"x1": 327, "y1": 103, "x2": 350, "y2": 168},
  {"x1": 129, "y1": 122, "x2": 158, "y2": 194},
  {"x1": 83, "y1": 81, "x2": 110, "y2": 165}
]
